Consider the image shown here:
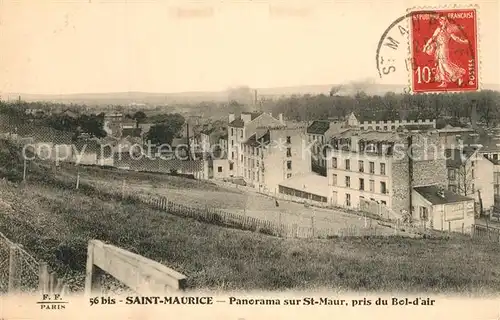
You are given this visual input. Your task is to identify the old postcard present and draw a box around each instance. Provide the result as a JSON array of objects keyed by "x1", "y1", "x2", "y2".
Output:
[{"x1": 0, "y1": 0, "x2": 499, "y2": 319}]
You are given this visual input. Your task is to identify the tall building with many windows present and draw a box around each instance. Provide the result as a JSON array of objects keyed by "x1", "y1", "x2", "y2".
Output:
[
  {"x1": 326, "y1": 129, "x2": 452, "y2": 222},
  {"x1": 227, "y1": 112, "x2": 284, "y2": 178},
  {"x1": 241, "y1": 124, "x2": 310, "y2": 193}
]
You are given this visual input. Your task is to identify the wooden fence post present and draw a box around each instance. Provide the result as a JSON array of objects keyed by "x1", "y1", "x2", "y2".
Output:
[
  {"x1": 311, "y1": 217, "x2": 315, "y2": 238},
  {"x1": 8, "y1": 244, "x2": 20, "y2": 293},
  {"x1": 85, "y1": 241, "x2": 103, "y2": 296},
  {"x1": 38, "y1": 262, "x2": 49, "y2": 293}
]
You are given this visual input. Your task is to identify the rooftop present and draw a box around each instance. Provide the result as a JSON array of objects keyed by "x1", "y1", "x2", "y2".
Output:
[
  {"x1": 414, "y1": 185, "x2": 474, "y2": 205},
  {"x1": 122, "y1": 128, "x2": 142, "y2": 138},
  {"x1": 229, "y1": 112, "x2": 264, "y2": 128},
  {"x1": 243, "y1": 130, "x2": 270, "y2": 148},
  {"x1": 354, "y1": 110, "x2": 435, "y2": 123},
  {"x1": 278, "y1": 173, "x2": 329, "y2": 198},
  {"x1": 307, "y1": 120, "x2": 331, "y2": 134},
  {"x1": 332, "y1": 129, "x2": 404, "y2": 143}
]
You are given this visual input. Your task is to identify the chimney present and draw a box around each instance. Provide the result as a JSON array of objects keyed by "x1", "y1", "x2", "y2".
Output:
[
  {"x1": 437, "y1": 186, "x2": 445, "y2": 198},
  {"x1": 470, "y1": 99, "x2": 478, "y2": 130},
  {"x1": 228, "y1": 113, "x2": 235, "y2": 123},
  {"x1": 279, "y1": 113, "x2": 284, "y2": 124}
]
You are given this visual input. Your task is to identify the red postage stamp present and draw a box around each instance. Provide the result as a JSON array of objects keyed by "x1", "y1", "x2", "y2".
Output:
[{"x1": 409, "y1": 8, "x2": 478, "y2": 93}]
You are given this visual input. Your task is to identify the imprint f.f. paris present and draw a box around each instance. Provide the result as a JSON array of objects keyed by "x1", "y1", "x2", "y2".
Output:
[{"x1": 409, "y1": 9, "x2": 478, "y2": 93}]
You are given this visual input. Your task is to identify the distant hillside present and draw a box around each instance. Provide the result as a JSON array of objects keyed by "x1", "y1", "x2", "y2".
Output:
[{"x1": 3, "y1": 83, "x2": 499, "y2": 106}]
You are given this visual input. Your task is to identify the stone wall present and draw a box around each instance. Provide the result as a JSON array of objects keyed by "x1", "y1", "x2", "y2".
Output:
[{"x1": 391, "y1": 132, "x2": 448, "y2": 217}]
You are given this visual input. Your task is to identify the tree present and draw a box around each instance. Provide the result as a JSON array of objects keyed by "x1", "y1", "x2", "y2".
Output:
[
  {"x1": 146, "y1": 113, "x2": 185, "y2": 145},
  {"x1": 133, "y1": 111, "x2": 147, "y2": 128}
]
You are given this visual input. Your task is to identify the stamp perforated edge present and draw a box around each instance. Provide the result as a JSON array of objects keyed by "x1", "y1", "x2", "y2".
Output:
[{"x1": 405, "y1": 3, "x2": 481, "y2": 95}]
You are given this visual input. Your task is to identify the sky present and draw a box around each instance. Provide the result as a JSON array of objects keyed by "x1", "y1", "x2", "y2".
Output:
[{"x1": 0, "y1": 0, "x2": 498, "y2": 94}]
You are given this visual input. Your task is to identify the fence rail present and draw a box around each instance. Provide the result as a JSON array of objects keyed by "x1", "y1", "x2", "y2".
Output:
[
  {"x1": 0, "y1": 231, "x2": 69, "y2": 294},
  {"x1": 472, "y1": 224, "x2": 500, "y2": 243}
]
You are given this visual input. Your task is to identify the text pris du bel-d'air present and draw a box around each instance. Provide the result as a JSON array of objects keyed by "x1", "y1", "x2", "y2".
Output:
[{"x1": 89, "y1": 296, "x2": 436, "y2": 306}]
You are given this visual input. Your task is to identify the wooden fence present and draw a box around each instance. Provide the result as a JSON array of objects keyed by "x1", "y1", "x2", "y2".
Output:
[
  {"x1": 85, "y1": 240, "x2": 187, "y2": 295},
  {"x1": 472, "y1": 224, "x2": 500, "y2": 243},
  {"x1": 138, "y1": 194, "x2": 380, "y2": 239},
  {"x1": 0, "y1": 232, "x2": 68, "y2": 294}
]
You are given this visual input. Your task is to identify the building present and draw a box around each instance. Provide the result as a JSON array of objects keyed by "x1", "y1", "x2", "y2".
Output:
[
  {"x1": 306, "y1": 120, "x2": 345, "y2": 176},
  {"x1": 437, "y1": 124, "x2": 475, "y2": 148},
  {"x1": 347, "y1": 111, "x2": 436, "y2": 131},
  {"x1": 240, "y1": 124, "x2": 311, "y2": 193},
  {"x1": 325, "y1": 129, "x2": 464, "y2": 229},
  {"x1": 227, "y1": 111, "x2": 284, "y2": 178},
  {"x1": 458, "y1": 129, "x2": 500, "y2": 207},
  {"x1": 412, "y1": 185, "x2": 475, "y2": 232},
  {"x1": 445, "y1": 147, "x2": 494, "y2": 214}
]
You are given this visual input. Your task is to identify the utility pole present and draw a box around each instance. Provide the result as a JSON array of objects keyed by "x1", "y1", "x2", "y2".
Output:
[{"x1": 186, "y1": 121, "x2": 192, "y2": 161}]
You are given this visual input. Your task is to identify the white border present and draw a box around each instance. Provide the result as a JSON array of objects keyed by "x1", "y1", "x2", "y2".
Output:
[{"x1": 405, "y1": 4, "x2": 481, "y2": 95}]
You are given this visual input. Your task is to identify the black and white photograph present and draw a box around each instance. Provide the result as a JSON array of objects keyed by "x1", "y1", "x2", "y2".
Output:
[{"x1": 0, "y1": 0, "x2": 499, "y2": 318}]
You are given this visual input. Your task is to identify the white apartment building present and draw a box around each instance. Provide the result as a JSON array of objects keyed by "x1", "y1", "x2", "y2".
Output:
[
  {"x1": 241, "y1": 125, "x2": 311, "y2": 193},
  {"x1": 227, "y1": 112, "x2": 284, "y2": 178},
  {"x1": 326, "y1": 130, "x2": 450, "y2": 221},
  {"x1": 306, "y1": 120, "x2": 345, "y2": 176}
]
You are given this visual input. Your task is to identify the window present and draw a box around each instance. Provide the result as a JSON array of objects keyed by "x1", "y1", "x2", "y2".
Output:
[
  {"x1": 345, "y1": 159, "x2": 350, "y2": 170},
  {"x1": 358, "y1": 160, "x2": 364, "y2": 172},
  {"x1": 240, "y1": 155, "x2": 243, "y2": 162},
  {"x1": 376, "y1": 126, "x2": 380, "y2": 130},
  {"x1": 231, "y1": 151, "x2": 234, "y2": 160},
  {"x1": 383, "y1": 126, "x2": 388, "y2": 130},
  {"x1": 367, "y1": 126, "x2": 373, "y2": 130},
  {"x1": 345, "y1": 176, "x2": 351, "y2": 188},
  {"x1": 252, "y1": 147, "x2": 255, "y2": 156},
  {"x1": 380, "y1": 163, "x2": 386, "y2": 175},
  {"x1": 229, "y1": 163, "x2": 234, "y2": 170},
  {"x1": 471, "y1": 169, "x2": 475, "y2": 179},
  {"x1": 231, "y1": 140, "x2": 234, "y2": 147},
  {"x1": 391, "y1": 125, "x2": 395, "y2": 130},
  {"x1": 369, "y1": 161, "x2": 375, "y2": 174},
  {"x1": 346, "y1": 193, "x2": 351, "y2": 207},
  {"x1": 332, "y1": 157, "x2": 337, "y2": 168},
  {"x1": 471, "y1": 161, "x2": 475, "y2": 167},
  {"x1": 419, "y1": 207, "x2": 429, "y2": 221},
  {"x1": 286, "y1": 148, "x2": 292, "y2": 157},
  {"x1": 380, "y1": 181, "x2": 387, "y2": 194},
  {"x1": 231, "y1": 128, "x2": 234, "y2": 136},
  {"x1": 494, "y1": 154, "x2": 499, "y2": 161},
  {"x1": 217, "y1": 166, "x2": 222, "y2": 173},
  {"x1": 286, "y1": 136, "x2": 291, "y2": 144},
  {"x1": 287, "y1": 161, "x2": 292, "y2": 170},
  {"x1": 240, "y1": 130, "x2": 243, "y2": 138},
  {"x1": 256, "y1": 160, "x2": 259, "y2": 168},
  {"x1": 448, "y1": 168, "x2": 456, "y2": 180},
  {"x1": 332, "y1": 174, "x2": 337, "y2": 186},
  {"x1": 449, "y1": 184, "x2": 457, "y2": 192},
  {"x1": 472, "y1": 184, "x2": 475, "y2": 193},
  {"x1": 369, "y1": 180, "x2": 374, "y2": 192},
  {"x1": 381, "y1": 200, "x2": 387, "y2": 205},
  {"x1": 287, "y1": 173, "x2": 292, "y2": 178},
  {"x1": 256, "y1": 148, "x2": 259, "y2": 156},
  {"x1": 359, "y1": 178, "x2": 365, "y2": 190}
]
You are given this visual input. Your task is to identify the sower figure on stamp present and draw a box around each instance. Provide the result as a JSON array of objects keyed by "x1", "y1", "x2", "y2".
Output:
[{"x1": 423, "y1": 15, "x2": 469, "y2": 88}]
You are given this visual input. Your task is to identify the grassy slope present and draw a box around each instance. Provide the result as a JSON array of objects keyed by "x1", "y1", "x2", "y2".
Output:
[{"x1": 0, "y1": 139, "x2": 499, "y2": 293}]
